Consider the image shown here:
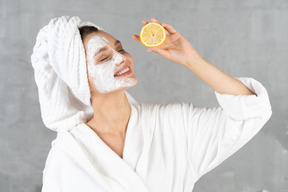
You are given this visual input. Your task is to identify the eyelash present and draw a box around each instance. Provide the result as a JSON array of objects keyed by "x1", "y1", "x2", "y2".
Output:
[
  {"x1": 100, "y1": 57, "x2": 109, "y2": 62},
  {"x1": 99, "y1": 49, "x2": 125, "y2": 62},
  {"x1": 118, "y1": 49, "x2": 125, "y2": 53}
]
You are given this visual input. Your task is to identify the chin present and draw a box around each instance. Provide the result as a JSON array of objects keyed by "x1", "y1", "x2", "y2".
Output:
[
  {"x1": 120, "y1": 77, "x2": 138, "y2": 91},
  {"x1": 104, "y1": 77, "x2": 138, "y2": 94}
]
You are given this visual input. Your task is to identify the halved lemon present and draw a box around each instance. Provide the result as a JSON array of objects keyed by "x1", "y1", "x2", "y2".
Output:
[{"x1": 140, "y1": 22, "x2": 166, "y2": 47}]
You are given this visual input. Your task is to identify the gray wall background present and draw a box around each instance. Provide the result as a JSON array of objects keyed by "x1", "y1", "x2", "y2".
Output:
[{"x1": 0, "y1": 0, "x2": 287, "y2": 191}]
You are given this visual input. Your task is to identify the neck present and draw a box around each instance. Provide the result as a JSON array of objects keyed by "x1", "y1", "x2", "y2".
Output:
[{"x1": 87, "y1": 90, "x2": 131, "y2": 135}]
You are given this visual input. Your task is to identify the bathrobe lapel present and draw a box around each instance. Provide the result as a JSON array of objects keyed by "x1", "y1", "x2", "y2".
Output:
[
  {"x1": 134, "y1": 104, "x2": 157, "y2": 181},
  {"x1": 70, "y1": 104, "x2": 151, "y2": 192}
]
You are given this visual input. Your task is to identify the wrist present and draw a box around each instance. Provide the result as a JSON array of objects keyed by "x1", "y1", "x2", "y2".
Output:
[{"x1": 183, "y1": 52, "x2": 205, "y2": 68}]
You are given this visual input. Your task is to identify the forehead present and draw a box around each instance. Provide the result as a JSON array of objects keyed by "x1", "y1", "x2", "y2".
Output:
[{"x1": 84, "y1": 31, "x2": 116, "y2": 48}]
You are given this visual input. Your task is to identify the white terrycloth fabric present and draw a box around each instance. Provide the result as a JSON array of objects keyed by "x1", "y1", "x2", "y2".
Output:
[
  {"x1": 31, "y1": 16, "x2": 137, "y2": 132},
  {"x1": 41, "y1": 77, "x2": 272, "y2": 192}
]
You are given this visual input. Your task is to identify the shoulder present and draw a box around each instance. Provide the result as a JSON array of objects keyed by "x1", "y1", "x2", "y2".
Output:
[
  {"x1": 135, "y1": 102, "x2": 195, "y2": 117},
  {"x1": 135, "y1": 102, "x2": 192, "y2": 112},
  {"x1": 133, "y1": 102, "x2": 197, "y2": 128},
  {"x1": 43, "y1": 133, "x2": 69, "y2": 170},
  {"x1": 43, "y1": 131, "x2": 81, "y2": 175}
]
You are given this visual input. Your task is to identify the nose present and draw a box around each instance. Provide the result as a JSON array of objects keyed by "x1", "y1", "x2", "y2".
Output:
[{"x1": 114, "y1": 51, "x2": 125, "y2": 67}]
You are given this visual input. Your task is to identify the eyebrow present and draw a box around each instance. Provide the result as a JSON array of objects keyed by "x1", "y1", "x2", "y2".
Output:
[{"x1": 94, "y1": 39, "x2": 122, "y2": 57}]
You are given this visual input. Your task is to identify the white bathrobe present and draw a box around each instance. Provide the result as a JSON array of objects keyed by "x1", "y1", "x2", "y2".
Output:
[{"x1": 41, "y1": 77, "x2": 272, "y2": 192}]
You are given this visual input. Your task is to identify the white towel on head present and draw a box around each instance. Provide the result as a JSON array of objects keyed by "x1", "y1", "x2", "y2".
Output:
[{"x1": 31, "y1": 16, "x2": 137, "y2": 132}]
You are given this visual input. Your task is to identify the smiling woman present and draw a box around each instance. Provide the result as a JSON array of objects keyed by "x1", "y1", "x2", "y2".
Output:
[
  {"x1": 78, "y1": 27, "x2": 138, "y2": 154},
  {"x1": 81, "y1": 29, "x2": 137, "y2": 94},
  {"x1": 31, "y1": 16, "x2": 272, "y2": 192}
]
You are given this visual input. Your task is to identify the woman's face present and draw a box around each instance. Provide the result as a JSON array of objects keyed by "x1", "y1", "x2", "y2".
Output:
[{"x1": 83, "y1": 31, "x2": 137, "y2": 94}]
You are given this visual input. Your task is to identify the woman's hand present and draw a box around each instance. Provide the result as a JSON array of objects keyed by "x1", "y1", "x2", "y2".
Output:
[
  {"x1": 133, "y1": 18, "x2": 255, "y2": 96},
  {"x1": 132, "y1": 18, "x2": 203, "y2": 66}
]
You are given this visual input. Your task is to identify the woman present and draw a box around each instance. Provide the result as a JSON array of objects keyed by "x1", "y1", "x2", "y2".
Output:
[{"x1": 31, "y1": 16, "x2": 272, "y2": 192}]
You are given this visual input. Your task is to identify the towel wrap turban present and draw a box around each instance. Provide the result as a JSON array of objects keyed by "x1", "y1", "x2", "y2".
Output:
[{"x1": 31, "y1": 16, "x2": 137, "y2": 132}]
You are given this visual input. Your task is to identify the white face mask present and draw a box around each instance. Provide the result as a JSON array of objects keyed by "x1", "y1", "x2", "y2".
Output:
[{"x1": 86, "y1": 35, "x2": 136, "y2": 93}]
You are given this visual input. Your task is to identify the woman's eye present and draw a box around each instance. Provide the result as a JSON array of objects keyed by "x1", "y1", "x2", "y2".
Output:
[
  {"x1": 99, "y1": 50, "x2": 124, "y2": 62},
  {"x1": 118, "y1": 49, "x2": 125, "y2": 53},
  {"x1": 100, "y1": 57, "x2": 108, "y2": 62}
]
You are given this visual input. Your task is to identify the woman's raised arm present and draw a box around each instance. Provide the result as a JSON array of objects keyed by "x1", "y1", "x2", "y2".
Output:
[{"x1": 133, "y1": 18, "x2": 254, "y2": 96}]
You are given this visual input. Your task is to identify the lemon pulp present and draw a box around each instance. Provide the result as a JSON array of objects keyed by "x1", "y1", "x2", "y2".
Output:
[{"x1": 140, "y1": 22, "x2": 166, "y2": 47}]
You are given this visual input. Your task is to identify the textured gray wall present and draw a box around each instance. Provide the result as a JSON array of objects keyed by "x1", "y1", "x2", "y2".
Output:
[{"x1": 0, "y1": 0, "x2": 287, "y2": 191}]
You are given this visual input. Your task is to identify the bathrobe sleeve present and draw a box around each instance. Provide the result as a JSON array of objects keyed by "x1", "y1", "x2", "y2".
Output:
[{"x1": 179, "y1": 77, "x2": 272, "y2": 180}]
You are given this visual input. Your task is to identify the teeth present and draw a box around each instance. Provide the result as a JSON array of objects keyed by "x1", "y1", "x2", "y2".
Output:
[{"x1": 115, "y1": 67, "x2": 129, "y2": 76}]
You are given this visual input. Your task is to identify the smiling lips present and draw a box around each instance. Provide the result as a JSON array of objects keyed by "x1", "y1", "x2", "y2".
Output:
[{"x1": 114, "y1": 66, "x2": 132, "y2": 77}]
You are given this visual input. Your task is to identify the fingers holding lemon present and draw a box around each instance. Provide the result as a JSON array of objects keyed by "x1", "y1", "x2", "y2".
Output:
[{"x1": 133, "y1": 18, "x2": 200, "y2": 66}]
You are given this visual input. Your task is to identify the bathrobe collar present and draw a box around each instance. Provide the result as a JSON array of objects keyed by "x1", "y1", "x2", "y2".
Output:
[{"x1": 66, "y1": 103, "x2": 152, "y2": 192}]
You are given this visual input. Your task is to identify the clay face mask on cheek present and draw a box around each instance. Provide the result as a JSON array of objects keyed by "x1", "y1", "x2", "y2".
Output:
[{"x1": 86, "y1": 35, "x2": 136, "y2": 93}]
